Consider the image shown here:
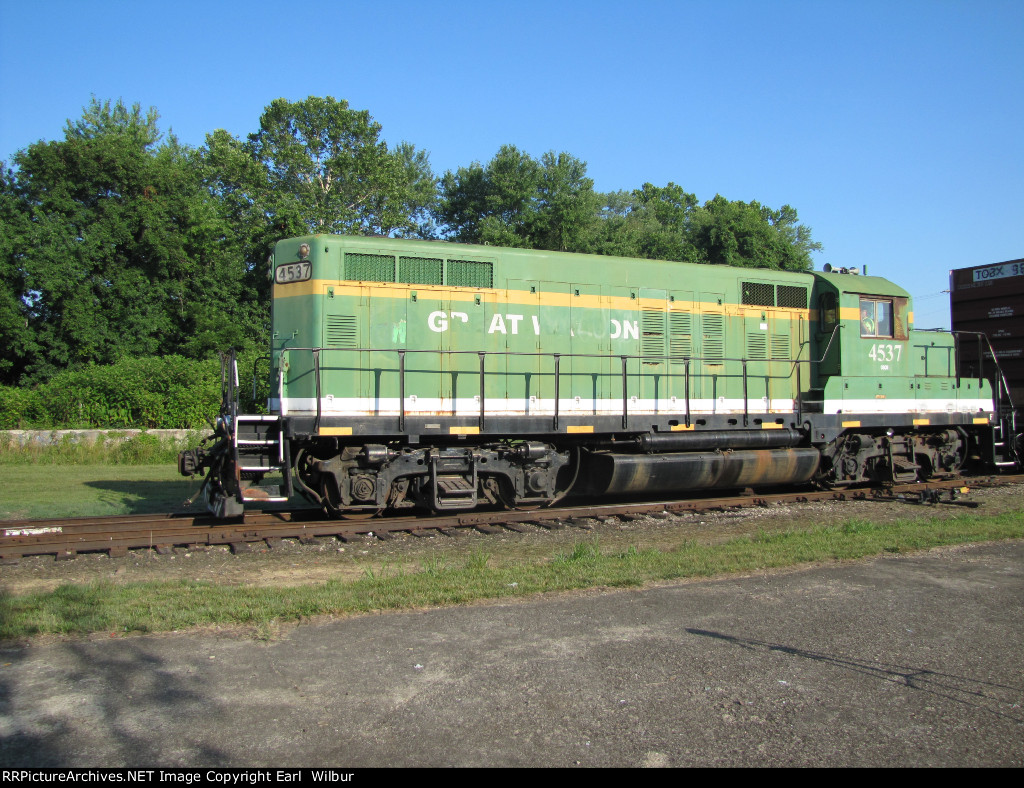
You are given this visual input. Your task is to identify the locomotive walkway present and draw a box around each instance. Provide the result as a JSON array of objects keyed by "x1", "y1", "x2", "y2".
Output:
[{"x1": 1, "y1": 540, "x2": 1021, "y2": 767}]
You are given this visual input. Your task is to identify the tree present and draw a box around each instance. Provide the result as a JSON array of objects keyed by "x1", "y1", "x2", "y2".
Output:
[
  {"x1": 690, "y1": 196, "x2": 822, "y2": 271},
  {"x1": 0, "y1": 163, "x2": 36, "y2": 382},
  {"x1": 3, "y1": 98, "x2": 259, "y2": 382},
  {"x1": 244, "y1": 96, "x2": 436, "y2": 237},
  {"x1": 586, "y1": 183, "x2": 704, "y2": 263},
  {"x1": 198, "y1": 97, "x2": 437, "y2": 308},
  {"x1": 586, "y1": 183, "x2": 822, "y2": 271},
  {"x1": 435, "y1": 145, "x2": 597, "y2": 251}
]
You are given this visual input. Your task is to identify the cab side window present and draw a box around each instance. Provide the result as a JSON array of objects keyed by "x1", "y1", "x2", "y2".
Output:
[
  {"x1": 818, "y1": 293, "x2": 837, "y2": 331},
  {"x1": 860, "y1": 298, "x2": 893, "y2": 337}
]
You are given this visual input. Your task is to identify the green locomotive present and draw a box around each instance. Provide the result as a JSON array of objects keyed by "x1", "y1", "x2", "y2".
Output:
[{"x1": 179, "y1": 235, "x2": 1020, "y2": 517}]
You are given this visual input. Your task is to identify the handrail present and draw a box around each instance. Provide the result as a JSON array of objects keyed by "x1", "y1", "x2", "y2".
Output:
[
  {"x1": 952, "y1": 330, "x2": 1019, "y2": 414},
  {"x1": 813, "y1": 324, "x2": 843, "y2": 370},
  {"x1": 276, "y1": 344, "x2": 814, "y2": 433},
  {"x1": 274, "y1": 345, "x2": 817, "y2": 365},
  {"x1": 478, "y1": 352, "x2": 486, "y2": 431},
  {"x1": 620, "y1": 356, "x2": 629, "y2": 429}
]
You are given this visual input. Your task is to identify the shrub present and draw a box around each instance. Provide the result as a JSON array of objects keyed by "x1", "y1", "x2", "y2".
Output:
[{"x1": 0, "y1": 351, "x2": 271, "y2": 430}]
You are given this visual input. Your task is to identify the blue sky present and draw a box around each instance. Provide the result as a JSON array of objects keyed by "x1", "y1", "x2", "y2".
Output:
[{"x1": 2, "y1": 0, "x2": 1021, "y2": 328}]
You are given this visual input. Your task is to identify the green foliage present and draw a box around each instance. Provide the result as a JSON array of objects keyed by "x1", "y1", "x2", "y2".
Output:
[
  {"x1": 245, "y1": 96, "x2": 436, "y2": 238},
  {"x1": 3, "y1": 98, "x2": 264, "y2": 385},
  {"x1": 0, "y1": 431, "x2": 201, "y2": 466},
  {"x1": 436, "y1": 145, "x2": 597, "y2": 252},
  {"x1": 691, "y1": 195, "x2": 823, "y2": 271},
  {"x1": 554, "y1": 540, "x2": 602, "y2": 565},
  {"x1": 0, "y1": 164, "x2": 36, "y2": 382},
  {"x1": 437, "y1": 145, "x2": 821, "y2": 270},
  {"x1": 0, "y1": 385, "x2": 44, "y2": 429},
  {"x1": 1, "y1": 94, "x2": 823, "y2": 394},
  {"x1": 43, "y1": 357, "x2": 219, "y2": 428},
  {"x1": 586, "y1": 183, "x2": 705, "y2": 263},
  {"x1": 586, "y1": 184, "x2": 821, "y2": 271},
  {"x1": 0, "y1": 352, "x2": 268, "y2": 429},
  {"x1": 464, "y1": 550, "x2": 492, "y2": 573},
  {"x1": 198, "y1": 97, "x2": 437, "y2": 312}
]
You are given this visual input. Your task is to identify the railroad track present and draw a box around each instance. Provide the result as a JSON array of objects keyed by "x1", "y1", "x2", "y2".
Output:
[{"x1": 2, "y1": 475, "x2": 1021, "y2": 563}]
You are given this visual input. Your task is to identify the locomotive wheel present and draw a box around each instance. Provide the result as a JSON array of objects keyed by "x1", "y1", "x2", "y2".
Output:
[
  {"x1": 317, "y1": 475, "x2": 382, "y2": 519},
  {"x1": 495, "y1": 447, "x2": 581, "y2": 510},
  {"x1": 494, "y1": 476, "x2": 549, "y2": 511}
]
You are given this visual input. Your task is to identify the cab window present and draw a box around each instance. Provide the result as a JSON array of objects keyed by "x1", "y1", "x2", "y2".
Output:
[
  {"x1": 818, "y1": 293, "x2": 837, "y2": 331},
  {"x1": 860, "y1": 298, "x2": 893, "y2": 337}
]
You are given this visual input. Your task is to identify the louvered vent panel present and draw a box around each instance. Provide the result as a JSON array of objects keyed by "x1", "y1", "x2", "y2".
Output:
[
  {"x1": 777, "y1": 285, "x2": 808, "y2": 309},
  {"x1": 702, "y1": 314, "x2": 725, "y2": 360},
  {"x1": 447, "y1": 260, "x2": 493, "y2": 288},
  {"x1": 641, "y1": 308, "x2": 666, "y2": 362},
  {"x1": 770, "y1": 333, "x2": 790, "y2": 359},
  {"x1": 345, "y1": 254, "x2": 395, "y2": 282},
  {"x1": 746, "y1": 333, "x2": 767, "y2": 360},
  {"x1": 742, "y1": 282, "x2": 775, "y2": 306},
  {"x1": 399, "y1": 256, "x2": 443, "y2": 285},
  {"x1": 669, "y1": 312, "x2": 692, "y2": 357},
  {"x1": 326, "y1": 315, "x2": 358, "y2": 347}
]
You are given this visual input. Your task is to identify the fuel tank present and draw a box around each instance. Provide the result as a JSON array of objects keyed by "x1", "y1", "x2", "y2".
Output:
[{"x1": 584, "y1": 448, "x2": 821, "y2": 496}]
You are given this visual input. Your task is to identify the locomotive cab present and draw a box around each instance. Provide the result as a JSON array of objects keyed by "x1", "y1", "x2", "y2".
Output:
[
  {"x1": 810, "y1": 271, "x2": 912, "y2": 410},
  {"x1": 808, "y1": 269, "x2": 996, "y2": 486}
]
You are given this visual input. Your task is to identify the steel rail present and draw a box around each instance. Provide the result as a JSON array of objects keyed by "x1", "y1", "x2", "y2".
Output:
[{"x1": 2, "y1": 475, "x2": 1020, "y2": 563}]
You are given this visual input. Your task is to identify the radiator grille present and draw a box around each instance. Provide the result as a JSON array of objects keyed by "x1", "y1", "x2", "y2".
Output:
[
  {"x1": 345, "y1": 253, "x2": 395, "y2": 282},
  {"x1": 399, "y1": 256, "x2": 443, "y2": 285},
  {"x1": 777, "y1": 285, "x2": 808, "y2": 309},
  {"x1": 447, "y1": 259, "x2": 493, "y2": 288},
  {"x1": 742, "y1": 282, "x2": 775, "y2": 306}
]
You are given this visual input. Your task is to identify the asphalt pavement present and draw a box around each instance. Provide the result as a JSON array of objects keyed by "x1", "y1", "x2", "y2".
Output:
[{"x1": 1, "y1": 541, "x2": 1021, "y2": 767}]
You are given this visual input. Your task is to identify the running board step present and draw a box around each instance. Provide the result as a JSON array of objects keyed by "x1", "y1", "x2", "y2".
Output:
[
  {"x1": 240, "y1": 485, "x2": 289, "y2": 502},
  {"x1": 437, "y1": 476, "x2": 476, "y2": 496}
]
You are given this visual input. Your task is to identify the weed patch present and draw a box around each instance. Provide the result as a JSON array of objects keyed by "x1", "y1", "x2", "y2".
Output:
[{"x1": 2, "y1": 509, "x2": 1022, "y2": 641}]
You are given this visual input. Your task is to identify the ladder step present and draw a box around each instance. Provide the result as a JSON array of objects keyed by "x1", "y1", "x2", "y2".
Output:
[
  {"x1": 237, "y1": 415, "x2": 281, "y2": 422},
  {"x1": 238, "y1": 439, "x2": 277, "y2": 445},
  {"x1": 240, "y1": 466, "x2": 281, "y2": 472},
  {"x1": 242, "y1": 495, "x2": 288, "y2": 502},
  {"x1": 994, "y1": 461, "x2": 1017, "y2": 467}
]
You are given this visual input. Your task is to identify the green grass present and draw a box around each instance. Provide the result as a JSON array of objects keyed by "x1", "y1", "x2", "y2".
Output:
[
  {"x1": 0, "y1": 464, "x2": 207, "y2": 520},
  {"x1": 2, "y1": 510, "x2": 1022, "y2": 641}
]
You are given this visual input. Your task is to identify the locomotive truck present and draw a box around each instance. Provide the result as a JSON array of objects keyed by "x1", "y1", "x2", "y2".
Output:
[{"x1": 179, "y1": 235, "x2": 1021, "y2": 518}]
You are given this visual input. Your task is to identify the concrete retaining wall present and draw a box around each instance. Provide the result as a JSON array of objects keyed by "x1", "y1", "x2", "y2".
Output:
[{"x1": 1, "y1": 429, "x2": 198, "y2": 447}]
